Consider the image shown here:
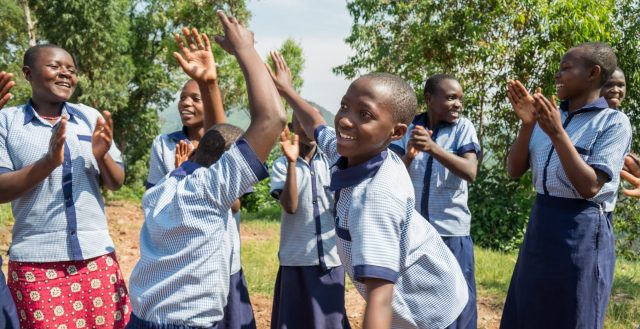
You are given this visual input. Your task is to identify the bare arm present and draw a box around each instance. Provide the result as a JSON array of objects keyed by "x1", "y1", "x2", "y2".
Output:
[
  {"x1": 267, "y1": 51, "x2": 325, "y2": 141},
  {"x1": 278, "y1": 129, "x2": 299, "y2": 214},
  {"x1": 0, "y1": 117, "x2": 66, "y2": 203},
  {"x1": 534, "y1": 94, "x2": 606, "y2": 198},
  {"x1": 173, "y1": 28, "x2": 226, "y2": 130},
  {"x1": 93, "y1": 111, "x2": 124, "y2": 190},
  {"x1": 214, "y1": 12, "x2": 286, "y2": 162},
  {"x1": 363, "y1": 278, "x2": 394, "y2": 329},
  {"x1": 506, "y1": 80, "x2": 537, "y2": 178},
  {"x1": 410, "y1": 126, "x2": 477, "y2": 181}
]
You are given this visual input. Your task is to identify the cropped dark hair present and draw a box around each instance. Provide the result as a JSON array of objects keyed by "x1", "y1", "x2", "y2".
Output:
[
  {"x1": 193, "y1": 124, "x2": 245, "y2": 167},
  {"x1": 572, "y1": 42, "x2": 617, "y2": 86},
  {"x1": 424, "y1": 74, "x2": 458, "y2": 96},
  {"x1": 358, "y1": 72, "x2": 418, "y2": 125},
  {"x1": 23, "y1": 44, "x2": 78, "y2": 68}
]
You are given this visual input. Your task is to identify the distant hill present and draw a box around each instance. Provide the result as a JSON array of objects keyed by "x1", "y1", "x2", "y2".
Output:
[{"x1": 158, "y1": 99, "x2": 335, "y2": 134}]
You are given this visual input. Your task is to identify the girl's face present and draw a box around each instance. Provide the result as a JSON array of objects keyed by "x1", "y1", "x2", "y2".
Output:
[
  {"x1": 555, "y1": 48, "x2": 598, "y2": 101},
  {"x1": 24, "y1": 47, "x2": 78, "y2": 103},
  {"x1": 600, "y1": 70, "x2": 626, "y2": 109},
  {"x1": 426, "y1": 79, "x2": 463, "y2": 124},
  {"x1": 178, "y1": 80, "x2": 204, "y2": 127}
]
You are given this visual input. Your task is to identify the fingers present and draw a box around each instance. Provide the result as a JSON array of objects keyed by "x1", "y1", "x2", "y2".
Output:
[
  {"x1": 175, "y1": 32, "x2": 189, "y2": 55},
  {"x1": 202, "y1": 33, "x2": 211, "y2": 51},
  {"x1": 103, "y1": 111, "x2": 113, "y2": 132},
  {"x1": 191, "y1": 28, "x2": 205, "y2": 50},
  {"x1": 621, "y1": 169, "x2": 640, "y2": 186},
  {"x1": 0, "y1": 72, "x2": 14, "y2": 95},
  {"x1": 182, "y1": 27, "x2": 198, "y2": 52},
  {"x1": 292, "y1": 133, "x2": 299, "y2": 146},
  {"x1": 624, "y1": 154, "x2": 640, "y2": 177},
  {"x1": 217, "y1": 10, "x2": 232, "y2": 29},
  {"x1": 279, "y1": 129, "x2": 289, "y2": 143}
]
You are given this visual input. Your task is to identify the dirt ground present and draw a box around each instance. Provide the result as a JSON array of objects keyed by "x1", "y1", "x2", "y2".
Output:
[{"x1": 0, "y1": 201, "x2": 502, "y2": 329}]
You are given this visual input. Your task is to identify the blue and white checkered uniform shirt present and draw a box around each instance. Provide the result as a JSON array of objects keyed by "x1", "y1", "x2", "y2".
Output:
[
  {"x1": 230, "y1": 210, "x2": 242, "y2": 275},
  {"x1": 0, "y1": 101, "x2": 123, "y2": 262},
  {"x1": 390, "y1": 115, "x2": 481, "y2": 236},
  {"x1": 315, "y1": 125, "x2": 468, "y2": 328},
  {"x1": 270, "y1": 152, "x2": 341, "y2": 268},
  {"x1": 129, "y1": 139, "x2": 268, "y2": 327},
  {"x1": 529, "y1": 97, "x2": 631, "y2": 211},
  {"x1": 146, "y1": 128, "x2": 192, "y2": 189}
]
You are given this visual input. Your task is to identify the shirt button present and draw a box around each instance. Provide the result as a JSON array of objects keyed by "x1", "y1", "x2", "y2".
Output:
[
  {"x1": 312, "y1": 200, "x2": 317, "y2": 204},
  {"x1": 310, "y1": 171, "x2": 315, "y2": 176},
  {"x1": 70, "y1": 231, "x2": 76, "y2": 236}
]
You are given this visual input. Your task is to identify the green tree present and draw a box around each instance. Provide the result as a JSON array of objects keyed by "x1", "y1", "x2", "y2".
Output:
[{"x1": 336, "y1": 0, "x2": 640, "y2": 254}]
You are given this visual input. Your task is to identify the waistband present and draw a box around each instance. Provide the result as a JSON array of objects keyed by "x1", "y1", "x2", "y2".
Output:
[
  {"x1": 127, "y1": 313, "x2": 218, "y2": 329},
  {"x1": 535, "y1": 193, "x2": 603, "y2": 211}
]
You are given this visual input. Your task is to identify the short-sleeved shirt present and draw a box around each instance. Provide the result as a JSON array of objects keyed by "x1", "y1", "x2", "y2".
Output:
[
  {"x1": 390, "y1": 115, "x2": 481, "y2": 236},
  {"x1": 529, "y1": 97, "x2": 631, "y2": 212},
  {"x1": 315, "y1": 125, "x2": 468, "y2": 328},
  {"x1": 0, "y1": 101, "x2": 123, "y2": 262},
  {"x1": 269, "y1": 152, "x2": 341, "y2": 268},
  {"x1": 129, "y1": 139, "x2": 268, "y2": 327},
  {"x1": 146, "y1": 128, "x2": 192, "y2": 189}
]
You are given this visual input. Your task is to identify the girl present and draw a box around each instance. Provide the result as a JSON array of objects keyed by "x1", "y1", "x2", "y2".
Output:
[
  {"x1": 600, "y1": 67, "x2": 626, "y2": 109},
  {"x1": 502, "y1": 43, "x2": 632, "y2": 329},
  {"x1": 0, "y1": 46, "x2": 130, "y2": 328}
]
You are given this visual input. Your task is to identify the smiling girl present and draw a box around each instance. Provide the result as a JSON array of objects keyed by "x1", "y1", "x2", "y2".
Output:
[{"x1": 0, "y1": 44, "x2": 130, "y2": 328}]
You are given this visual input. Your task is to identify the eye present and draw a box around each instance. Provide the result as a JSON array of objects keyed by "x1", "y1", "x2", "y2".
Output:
[
  {"x1": 192, "y1": 96, "x2": 201, "y2": 102},
  {"x1": 338, "y1": 103, "x2": 348, "y2": 112},
  {"x1": 360, "y1": 111, "x2": 372, "y2": 119},
  {"x1": 179, "y1": 95, "x2": 187, "y2": 101},
  {"x1": 47, "y1": 64, "x2": 59, "y2": 70}
]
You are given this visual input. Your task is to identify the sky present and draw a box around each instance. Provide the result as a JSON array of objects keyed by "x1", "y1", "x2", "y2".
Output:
[{"x1": 246, "y1": 0, "x2": 354, "y2": 113}]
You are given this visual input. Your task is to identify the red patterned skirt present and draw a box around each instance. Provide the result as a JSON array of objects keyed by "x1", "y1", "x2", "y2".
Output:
[{"x1": 8, "y1": 252, "x2": 131, "y2": 329}]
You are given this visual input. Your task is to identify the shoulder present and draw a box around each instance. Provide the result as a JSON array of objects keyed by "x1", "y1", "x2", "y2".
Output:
[
  {"x1": 455, "y1": 117, "x2": 475, "y2": 129},
  {"x1": 369, "y1": 152, "x2": 413, "y2": 202},
  {"x1": 0, "y1": 104, "x2": 28, "y2": 121}
]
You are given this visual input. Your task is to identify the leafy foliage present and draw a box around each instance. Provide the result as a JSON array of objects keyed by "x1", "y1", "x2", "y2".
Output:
[{"x1": 337, "y1": 0, "x2": 640, "y2": 255}]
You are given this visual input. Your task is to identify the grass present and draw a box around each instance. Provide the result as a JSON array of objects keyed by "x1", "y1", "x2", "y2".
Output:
[
  {"x1": 240, "y1": 218, "x2": 640, "y2": 329},
  {"x1": 0, "y1": 203, "x2": 13, "y2": 227}
]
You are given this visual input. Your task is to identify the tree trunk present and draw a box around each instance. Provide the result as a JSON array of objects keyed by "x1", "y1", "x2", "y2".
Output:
[{"x1": 20, "y1": 0, "x2": 36, "y2": 47}]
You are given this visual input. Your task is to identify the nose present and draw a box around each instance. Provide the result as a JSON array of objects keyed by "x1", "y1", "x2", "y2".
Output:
[
  {"x1": 181, "y1": 97, "x2": 193, "y2": 106},
  {"x1": 337, "y1": 113, "x2": 354, "y2": 130}
]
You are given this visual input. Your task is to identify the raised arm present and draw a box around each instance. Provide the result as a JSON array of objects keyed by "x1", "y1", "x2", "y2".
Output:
[
  {"x1": 506, "y1": 80, "x2": 536, "y2": 178},
  {"x1": 267, "y1": 51, "x2": 325, "y2": 141},
  {"x1": 214, "y1": 11, "x2": 286, "y2": 162},
  {"x1": 278, "y1": 128, "x2": 300, "y2": 214},
  {"x1": 174, "y1": 27, "x2": 226, "y2": 129}
]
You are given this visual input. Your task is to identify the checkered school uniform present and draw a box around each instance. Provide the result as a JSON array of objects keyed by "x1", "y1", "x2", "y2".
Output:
[
  {"x1": 128, "y1": 140, "x2": 268, "y2": 328},
  {"x1": 501, "y1": 97, "x2": 632, "y2": 329},
  {"x1": 315, "y1": 125, "x2": 468, "y2": 328},
  {"x1": 269, "y1": 152, "x2": 348, "y2": 329},
  {"x1": 146, "y1": 128, "x2": 192, "y2": 189},
  {"x1": 390, "y1": 114, "x2": 481, "y2": 329},
  {"x1": 0, "y1": 101, "x2": 130, "y2": 328}
]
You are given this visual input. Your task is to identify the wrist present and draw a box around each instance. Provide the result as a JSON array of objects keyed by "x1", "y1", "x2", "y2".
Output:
[{"x1": 39, "y1": 155, "x2": 58, "y2": 173}]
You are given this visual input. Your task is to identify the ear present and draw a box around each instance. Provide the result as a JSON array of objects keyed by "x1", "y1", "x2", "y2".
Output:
[
  {"x1": 390, "y1": 123, "x2": 407, "y2": 142},
  {"x1": 589, "y1": 65, "x2": 602, "y2": 84},
  {"x1": 22, "y1": 66, "x2": 32, "y2": 81}
]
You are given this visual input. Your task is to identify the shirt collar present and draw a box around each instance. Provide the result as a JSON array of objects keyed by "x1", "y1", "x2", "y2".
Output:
[
  {"x1": 23, "y1": 99, "x2": 76, "y2": 125},
  {"x1": 329, "y1": 150, "x2": 387, "y2": 191},
  {"x1": 559, "y1": 96, "x2": 609, "y2": 115},
  {"x1": 167, "y1": 126, "x2": 190, "y2": 142},
  {"x1": 169, "y1": 160, "x2": 202, "y2": 177},
  {"x1": 412, "y1": 112, "x2": 454, "y2": 130}
]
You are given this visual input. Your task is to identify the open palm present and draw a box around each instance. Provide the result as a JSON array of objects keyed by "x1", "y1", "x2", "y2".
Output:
[
  {"x1": 174, "y1": 27, "x2": 217, "y2": 82},
  {"x1": 507, "y1": 80, "x2": 536, "y2": 125}
]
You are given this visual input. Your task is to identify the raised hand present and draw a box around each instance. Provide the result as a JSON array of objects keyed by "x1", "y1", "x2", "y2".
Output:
[
  {"x1": 174, "y1": 27, "x2": 217, "y2": 83},
  {"x1": 507, "y1": 80, "x2": 537, "y2": 125},
  {"x1": 47, "y1": 116, "x2": 67, "y2": 167},
  {"x1": 92, "y1": 111, "x2": 114, "y2": 160},
  {"x1": 533, "y1": 93, "x2": 563, "y2": 139},
  {"x1": 266, "y1": 51, "x2": 294, "y2": 94},
  {"x1": 279, "y1": 126, "x2": 299, "y2": 163},
  {"x1": 0, "y1": 71, "x2": 15, "y2": 108},
  {"x1": 175, "y1": 140, "x2": 193, "y2": 168},
  {"x1": 408, "y1": 125, "x2": 435, "y2": 153},
  {"x1": 213, "y1": 10, "x2": 254, "y2": 55}
]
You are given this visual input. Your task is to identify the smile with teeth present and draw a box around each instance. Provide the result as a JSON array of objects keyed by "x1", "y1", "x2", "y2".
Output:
[
  {"x1": 556, "y1": 84, "x2": 565, "y2": 89},
  {"x1": 55, "y1": 81, "x2": 71, "y2": 88},
  {"x1": 180, "y1": 110, "x2": 195, "y2": 116},
  {"x1": 339, "y1": 131, "x2": 356, "y2": 141}
]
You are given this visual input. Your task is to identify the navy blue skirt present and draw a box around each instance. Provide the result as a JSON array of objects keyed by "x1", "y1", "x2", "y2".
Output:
[
  {"x1": 0, "y1": 257, "x2": 19, "y2": 329},
  {"x1": 500, "y1": 194, "x2": 615, "y2": 329},
  {"x1": 126, "y1": 313, "x2": 218, "y2": 329},
  {"x1": 271, "y1": 265, "x2": 350, "y2": 329},
  {"x1": 442, "y1": 236, "x2": 477, "y2": 329},
  {"x1": 219, "y1": 269, "x2": 256, "y2": 329}
]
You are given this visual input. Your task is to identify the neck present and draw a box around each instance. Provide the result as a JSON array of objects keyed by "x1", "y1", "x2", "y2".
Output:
[
  {"x1": 567, "y1": 89, "x2": 601, "y2": 112},
  {"x1": 186, "y1": 125, "x2": 205, "y2": 142},
  {"x1": 426, "y1": 110, "x2": 440, "y2": 130},
  {"x1": 300, "y1": 144, "x2": 316, "y2": 161},
  {"x1": 31, "y1": 98, "x2": 64, "y2": 117}
]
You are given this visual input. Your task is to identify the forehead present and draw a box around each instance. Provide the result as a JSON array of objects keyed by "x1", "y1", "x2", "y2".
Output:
[
  {"x1": 344, "y1": 77, "x2": 392, "y2": 108},
  {"x1": 561, "y1": 48, "x2": 589, "y2": 66},
  {"x1": 181, "y1": 80, "x2": 200, "y2": 93},
  {"x1": 34, "y1": 47, "x2": 74, "y2": 65},
  {"x1": 431, "y1": 79, "x2": 462, "y2": 95},
  {"x1": 609, "y1": 70, "x2": 625, "y2": 82}
]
